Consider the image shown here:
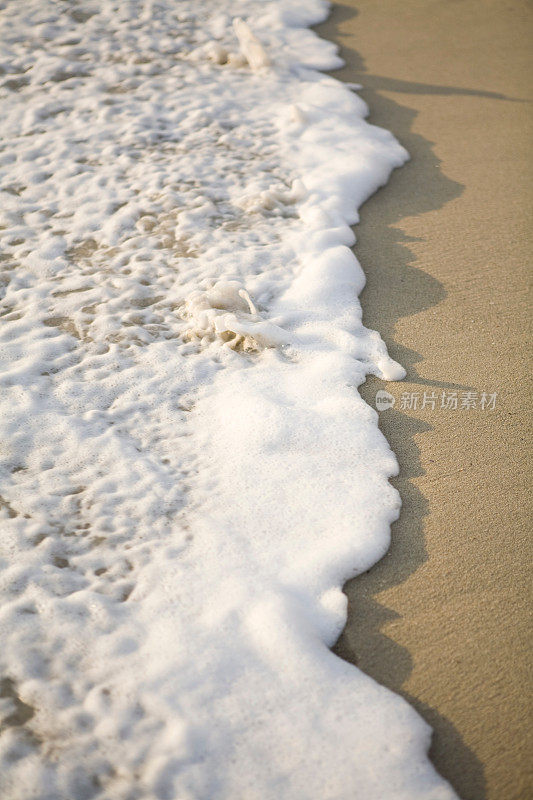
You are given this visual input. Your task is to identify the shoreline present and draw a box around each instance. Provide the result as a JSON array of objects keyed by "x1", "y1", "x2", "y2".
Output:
[{"x1": 316, "y1": 2, "x2": 533, "y2": 799}]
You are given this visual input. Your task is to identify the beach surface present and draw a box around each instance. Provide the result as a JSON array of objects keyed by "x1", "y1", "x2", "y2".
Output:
[{"x1": 316, "y1": 2, "x2": 532, "y2": 799}]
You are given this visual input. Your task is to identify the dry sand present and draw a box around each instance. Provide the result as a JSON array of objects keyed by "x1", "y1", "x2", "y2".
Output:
[{"x1": 316, "y1": 2, "x2": 532, "y2": 799}]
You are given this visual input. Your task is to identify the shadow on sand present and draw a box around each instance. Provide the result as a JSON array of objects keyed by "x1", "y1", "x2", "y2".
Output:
[{"x1": 313, "y1": 4, "x2": 504, "y2": 799}]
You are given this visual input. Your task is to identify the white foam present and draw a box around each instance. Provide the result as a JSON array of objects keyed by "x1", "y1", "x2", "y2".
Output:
[
  {"x1": 179, "y1": 281, "x2": 293, "y2": 350},
  {"x1": 233, "y1": 18, "x2": 272, "y2": 71},
  {"x1": 0, "y1": 1, "x2": 456, "y2": 798}
]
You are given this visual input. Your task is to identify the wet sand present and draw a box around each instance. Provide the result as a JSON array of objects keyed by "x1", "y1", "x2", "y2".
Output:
[{"x1": 316, "y1": 2, "x2": 532, "y2": 799}]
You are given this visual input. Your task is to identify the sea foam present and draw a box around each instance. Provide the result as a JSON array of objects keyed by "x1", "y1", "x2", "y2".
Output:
[{"x1": 0, "y1": 1, "x2": 456, "y2": 798}]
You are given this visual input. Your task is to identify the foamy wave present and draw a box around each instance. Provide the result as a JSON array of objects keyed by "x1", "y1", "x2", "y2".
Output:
[{"x1": 0, "y1": 1, "x2": 455, "y2": 798}]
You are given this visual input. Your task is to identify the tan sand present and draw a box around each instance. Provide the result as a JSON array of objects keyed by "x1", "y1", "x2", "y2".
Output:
[{"x1": 316, "y1": 2, "x2": 533, "y2": 799}]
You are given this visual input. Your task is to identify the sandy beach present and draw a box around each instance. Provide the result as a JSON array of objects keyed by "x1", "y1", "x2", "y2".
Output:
[
  {"x1": 317, "y1": 2, "x2": 532, "y2": 798},
  {"x1": 1, "y1": 2, "x2": 529, "y2": 796}
]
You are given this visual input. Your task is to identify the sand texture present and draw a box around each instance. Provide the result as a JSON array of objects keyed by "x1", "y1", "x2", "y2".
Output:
[{"x1": 316, "y1": 3, "x2": 533, "y2": 799}]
